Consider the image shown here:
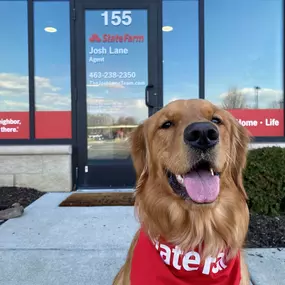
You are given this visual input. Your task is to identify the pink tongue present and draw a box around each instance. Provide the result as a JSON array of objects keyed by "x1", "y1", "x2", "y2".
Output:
[{"x1": 183, "y1": 170, "x2": 220, "y2": 203}]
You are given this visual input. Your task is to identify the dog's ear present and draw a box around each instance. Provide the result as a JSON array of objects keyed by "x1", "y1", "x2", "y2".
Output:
[
  {"x1": 130, "y1": 124, "x2": 147, "y2": 179},
  {"x1": 230, "y1": 118, "x2": 251, "y2": 200}
]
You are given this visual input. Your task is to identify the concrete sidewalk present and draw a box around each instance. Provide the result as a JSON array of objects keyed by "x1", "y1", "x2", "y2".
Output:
[{"x1": 0, "y1": 193, "x2": 284, "y2": 285}]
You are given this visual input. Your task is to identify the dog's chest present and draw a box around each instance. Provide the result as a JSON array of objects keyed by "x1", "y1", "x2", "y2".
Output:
[{"x1": 130, "y1": 230, "x2": 241, "y2": 285}]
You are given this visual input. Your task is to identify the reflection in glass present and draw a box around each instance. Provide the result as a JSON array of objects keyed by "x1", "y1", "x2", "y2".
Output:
[
  {"x1": 163, "y1": 0, "x2": 199, "y2": 105},
  {"x1": 205, "y1": 0, "x2": 283, "y2": 110},
  {"x1": 34, "y1": 1, "x2": 71, "y2": 138},
  {"x1": 0, "y1": 1, "x2": 29, "y2": 139},
  {"x1": 0, "y1": 1, "x2": 29, "y2": 112},
  {"x1": 85, "y1": 10, "x2": 148, "y2": 160}
]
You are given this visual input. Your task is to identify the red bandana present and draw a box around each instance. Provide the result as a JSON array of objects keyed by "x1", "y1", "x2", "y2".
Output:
[{"x1": 131, "y1": 229, "x2": 241, "y2": 285}]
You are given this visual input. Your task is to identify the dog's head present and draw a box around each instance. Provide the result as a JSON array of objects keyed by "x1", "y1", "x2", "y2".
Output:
[
  {"x1": 131, "y1": 99, "x2": 250, "y2": 203},
  {"x1": 130, "y1": 99, "x2": 250, "y2": 255}
]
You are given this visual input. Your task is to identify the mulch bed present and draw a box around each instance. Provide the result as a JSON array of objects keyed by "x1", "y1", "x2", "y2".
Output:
[
  {"x1": 0, "y1": 187, "x2": 45, "y2": 210},
  {"x1": 0, "y1": 187, "x2": 284, "y2": 248},
  {"x1": 246, "y1": 213, "x2": 285, "y2": 248},
  {"x1": 0, "y1": 187, "x2": 45, "y2": 225}
]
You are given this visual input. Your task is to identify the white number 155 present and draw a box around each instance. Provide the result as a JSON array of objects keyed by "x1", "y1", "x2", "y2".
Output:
[{"x1": 101, "y1": 10, "x2": 132, "y2": 26}]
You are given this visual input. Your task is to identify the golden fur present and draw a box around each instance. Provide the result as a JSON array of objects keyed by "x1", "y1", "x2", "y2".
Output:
[{"x1": 113, "y1": 99, "x2": 251, "y2": 285}]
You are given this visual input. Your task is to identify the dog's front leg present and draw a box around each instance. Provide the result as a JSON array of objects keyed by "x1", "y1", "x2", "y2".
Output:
[{"x1": 240, "y1": 251, "x2": 250, "y2": 285}]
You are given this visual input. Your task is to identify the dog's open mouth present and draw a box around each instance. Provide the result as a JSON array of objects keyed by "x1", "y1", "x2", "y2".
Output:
[{"x1": 168, "y1": 160, "x2": 220, "y2": 204}]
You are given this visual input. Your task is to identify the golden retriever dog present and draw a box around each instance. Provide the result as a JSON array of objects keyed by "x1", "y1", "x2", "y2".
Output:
[{"x1": 113, "y1": 99, "x2": 250, "y2": 285}]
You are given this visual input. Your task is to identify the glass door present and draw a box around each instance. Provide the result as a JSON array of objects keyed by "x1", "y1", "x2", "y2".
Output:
[{"x1": 75, "y1": 0, "x2": 162, "y2": 188}]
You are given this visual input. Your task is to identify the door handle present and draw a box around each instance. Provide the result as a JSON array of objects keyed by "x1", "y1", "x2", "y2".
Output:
[{"x1": 145, "y1": 85, "x2": 155, "y2": 107}]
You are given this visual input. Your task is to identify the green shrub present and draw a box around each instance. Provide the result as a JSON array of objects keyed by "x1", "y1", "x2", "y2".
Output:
[{"x1": 243, "y1": 146, "x2": 285, "y2": 216}]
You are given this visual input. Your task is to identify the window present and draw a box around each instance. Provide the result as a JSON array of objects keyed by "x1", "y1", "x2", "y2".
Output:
[
  {"x1": 34, "y1": 1, "x2": 71, "y2": 139},
  {"x1": 205, "y1": 0, "x2": 284, "y2": 137},
  {"x1": 163, "y1": 0, "x2": 199, "y2": 105},
  {"x1": 0, "y1": 1, "x2": 29, "y2": 139},
  {"x1": 85, "y1": 9, "x2": 148, "y2": 160}
]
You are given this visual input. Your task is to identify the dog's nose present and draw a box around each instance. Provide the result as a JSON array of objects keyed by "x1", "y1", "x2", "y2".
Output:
[{"x1": 184, "y1": 122, "x2": 219, "y2": 151}]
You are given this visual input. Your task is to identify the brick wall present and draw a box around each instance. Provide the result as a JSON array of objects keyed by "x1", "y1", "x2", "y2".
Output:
[{"x1": 0, "y1": 145, "x2": 72, "y2": 192}]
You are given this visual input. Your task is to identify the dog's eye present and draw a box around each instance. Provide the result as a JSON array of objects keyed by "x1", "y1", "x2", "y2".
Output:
[
  {"x1": 211, "y1": 117, "x2": 222, "y2": 125},
  {"x1": 160, "y1": 121, "x2": 174, "y2": 129}
]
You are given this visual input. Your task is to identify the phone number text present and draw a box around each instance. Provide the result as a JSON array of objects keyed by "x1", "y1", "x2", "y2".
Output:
[{"x1": 89, "y1": 72, "x2": 136, "y2": 79}]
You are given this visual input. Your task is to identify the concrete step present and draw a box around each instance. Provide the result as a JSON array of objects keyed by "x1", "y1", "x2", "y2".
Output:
[{"x1": 0, "y1": 193, "x2": 283, "y2": 285}]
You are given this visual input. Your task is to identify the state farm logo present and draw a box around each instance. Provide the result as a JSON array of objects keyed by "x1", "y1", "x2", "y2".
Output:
[
  {"x1": 89, "y1": 33, "x2": 144, "y2": 43},
  {"x1": 89, "y1": 33, "x2": 101, "y2": 42},
  {"x1": 154, "y1": 240, "x2": 229, "y2": 275}
]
